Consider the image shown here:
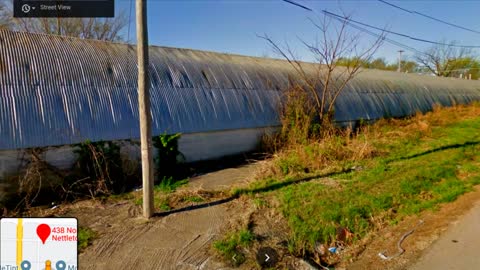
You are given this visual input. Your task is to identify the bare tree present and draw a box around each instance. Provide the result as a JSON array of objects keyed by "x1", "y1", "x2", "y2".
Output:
[
  {"x1": 15, "y1": 16, "x2": 128, "y2": 42},
  {"x1": 415, "y1": 41, "x2": 472, "y2": 77},
  {"x1": 0, "y1": 0, "x2": 128, "y2": 41},
  {"x1": 260, "y1": 14, "x2": 385, "y2": 126}
]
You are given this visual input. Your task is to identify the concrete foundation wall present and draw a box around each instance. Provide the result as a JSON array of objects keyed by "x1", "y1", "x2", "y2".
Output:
[
  {"x1": 0, "y1": 146, "x2": 77, "y2": 177},
  {"x1": 0, "y1": 127, "x2": 277, "y2": 178},
  {"x1": 179, "y1": 127, "x2": 277, "y2": 162}
]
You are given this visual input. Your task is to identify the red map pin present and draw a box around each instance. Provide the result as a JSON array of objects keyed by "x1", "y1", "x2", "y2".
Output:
[{"x1": 36, "y1": 224, "x2": 51, "y2": 244}]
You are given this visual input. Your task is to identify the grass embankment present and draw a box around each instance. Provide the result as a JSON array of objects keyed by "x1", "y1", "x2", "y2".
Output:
[{"x1": 223, "y1": 103, "x2": 480, "y2": 261}]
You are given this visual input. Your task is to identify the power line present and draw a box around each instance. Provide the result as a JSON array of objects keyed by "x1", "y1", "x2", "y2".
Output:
[
  {"x1": 280, "y1": 0, "x2": 426, "y2": 55},
  {"x1": 282, "y1": 0, "x2": 312, "y2": 11},
  {"x1": 378, "y1": 0, "x2": 480, "y2": 35},
  {"x1": 323, "y1": 10, "x2": 480, "y2": 49},
  {"x1": 330, "y1": 13, "x2": 427, "y2": 57},
  {"x1": 280, "y1": 0, "x2": 427, "y2": 57},
  {"x1": 281, "y1": 0, "x2": 480, "y2": 49},
  {"x1": 282, "y1": 1, "x2": 480, "y2": 76}
]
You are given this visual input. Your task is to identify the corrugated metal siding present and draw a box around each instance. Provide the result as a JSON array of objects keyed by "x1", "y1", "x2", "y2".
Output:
[
  {"x1": 1, "y1": 30, "x2": 480, "y2": 150},
  {"x1": 334, "y1": 71, "x2": 480, "y2": 122}
]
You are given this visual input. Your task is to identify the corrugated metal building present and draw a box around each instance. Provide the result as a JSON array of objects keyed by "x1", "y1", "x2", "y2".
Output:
[{"x1": 1, "y1": 30, "x2": 480, "y2": 166}]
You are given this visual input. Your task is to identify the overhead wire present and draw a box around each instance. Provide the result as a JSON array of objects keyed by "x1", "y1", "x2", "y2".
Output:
[
  {"x1": 378, "y1": 0, "x2": 480, "y2": 35},
  {"x1": 282, "y1": 0, "x2": 312, "y2": 11},
  {"x1": 280, "y1": 0, "x2": 430, "y2": 57},
  {"x1": 281, "y1": 0, "x2": 480, "y2": 48},
  {"x1": 281, "y1": 0, "x2": 480, "y2": 76},
  {"x1": 334, "y1": 15, "x2": 425, "y2": 56},
  {"x1": 321, "y1": 10, "x2": 480, "y2": 48},
  {"x1": 335, "y1": 21, "x2": 479, "y2": 75}
]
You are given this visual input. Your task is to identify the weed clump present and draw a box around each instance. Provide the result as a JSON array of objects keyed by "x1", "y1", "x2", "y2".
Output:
[
  {"x1": 78, "y1": 227, "x2": 97, "y2": 252},
  {"x1": 1, "y1": 148, "x2": 65, "y2": 211},
  {"x1": 63, "y1": 140, "x2": 125, "y2": 199}
]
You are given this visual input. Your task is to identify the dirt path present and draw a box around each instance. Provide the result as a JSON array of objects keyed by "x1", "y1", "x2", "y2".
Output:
[
  {"x1": 68, "y1": 162, "x2": 262, "y2": 270},
  {"x1": 74, "y1": 201, "x2": 232, "y2": 269},
  {"x1": 187, "y1": 162, "x2": 260, "y2": 191},
  {"x1": 410, "y1": 197, "x2": 480, "y2": 270}
]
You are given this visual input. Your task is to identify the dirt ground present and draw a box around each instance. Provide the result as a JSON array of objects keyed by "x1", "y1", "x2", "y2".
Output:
[
  {"x1": 71, "y1": 199, "x2": 234, "y2": 269},
  {"x1": 31, "y1": 162, "x2": 480, "y2": 270},
  {"x1": 410, "y1": 197, "x2": 480, "y2": 270},
  {"x1": 187, "y1": 162, "x2": 260, "y2": 191},
  {"x1": 66, "y1": 162, "x2": 262, "y2": 270}
]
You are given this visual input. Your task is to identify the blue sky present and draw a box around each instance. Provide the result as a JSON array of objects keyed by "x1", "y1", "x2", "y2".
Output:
[{"x1": 115, "y1": 0, "x2": 480, "y2": 64}]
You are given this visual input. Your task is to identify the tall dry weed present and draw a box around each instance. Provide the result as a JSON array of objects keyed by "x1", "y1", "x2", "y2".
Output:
[{"x1": 279, "y1": 85, "x2": 315, "y2": 146}]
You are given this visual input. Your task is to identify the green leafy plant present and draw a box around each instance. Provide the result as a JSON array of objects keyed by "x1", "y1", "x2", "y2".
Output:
[
  {"x1": 152, "y1": 133, "x2": 184, "y2": 180},
  {"x1": 153, "y1": 133, "x2": 185, "y2": 186}
]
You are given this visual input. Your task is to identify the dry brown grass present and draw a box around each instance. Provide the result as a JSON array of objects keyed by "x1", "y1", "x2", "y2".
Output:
[
  {"x1": 257, "y1": 102, "x2": 480, "y2": 181},
  {"x1": 371, "y1": 102, "x2": 480, "y2": 144},
  {"x1": 257, "y1": 125, "x2": 377, "y2": 180}
]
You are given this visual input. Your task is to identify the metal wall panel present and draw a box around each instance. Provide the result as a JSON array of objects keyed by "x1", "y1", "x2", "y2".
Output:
[{"x1": 1, "y1": 30, "x2": 480, "y2": 150}]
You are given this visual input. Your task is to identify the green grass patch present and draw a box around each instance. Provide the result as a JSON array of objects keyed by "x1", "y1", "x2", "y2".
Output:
[
  {"x1": 108, "y1": 192, "x2": 135, "y2": 201},
  {"x1": 78, "y1": 227, "x2": 97, "y2": 252},
  {"x1": 182, "y1": 195, "x2": 205, "y2": 203},
  {"x1": 213, "y1": 229, "x2": 255, "y2": 266},
  {"x1": 155, "y1": 196, "x2": 171, "y2": 211},
  {"x1": 154, "y1": 177, "x2": 189, "y2": 193},
  {"x1": 277, "y1": 144, "x2": 480, "y2": 253},
  {"x1": 126, "y1": 177, "x2": 189, "y2": 210},
  {"x1": 134, "y1": 195, "x2": 172, "y2": 211},
  {"x1": 276, "y1": 153, "x2": 305, "y2": 175},
  {"x1": 134, "y1": 197, "x2": 142, "y2": 206},
  {"x1": 253, "y1": 198, "x2": 268, "y2": 208}
]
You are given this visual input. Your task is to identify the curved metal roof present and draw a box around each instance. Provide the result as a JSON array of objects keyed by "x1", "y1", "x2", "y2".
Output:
[{"x1": 1, "y1": 30, "x2": 480, "y2": 150}]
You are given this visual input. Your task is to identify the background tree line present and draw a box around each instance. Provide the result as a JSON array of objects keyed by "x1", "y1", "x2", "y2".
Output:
[
  {"x1": 0, "y1": 0, "x2": 129, "y2": 42},
  {"x1": 337, "y1": 43, "x2": 480, "y2": 80},
  {"x1": 336, "y1": 57, "x2": 419, "y2": 73}
]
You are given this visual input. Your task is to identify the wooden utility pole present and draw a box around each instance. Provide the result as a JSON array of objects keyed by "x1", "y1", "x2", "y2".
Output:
[{"x1": 136, "y1": 0, "x2": 154, "y2": 218}]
